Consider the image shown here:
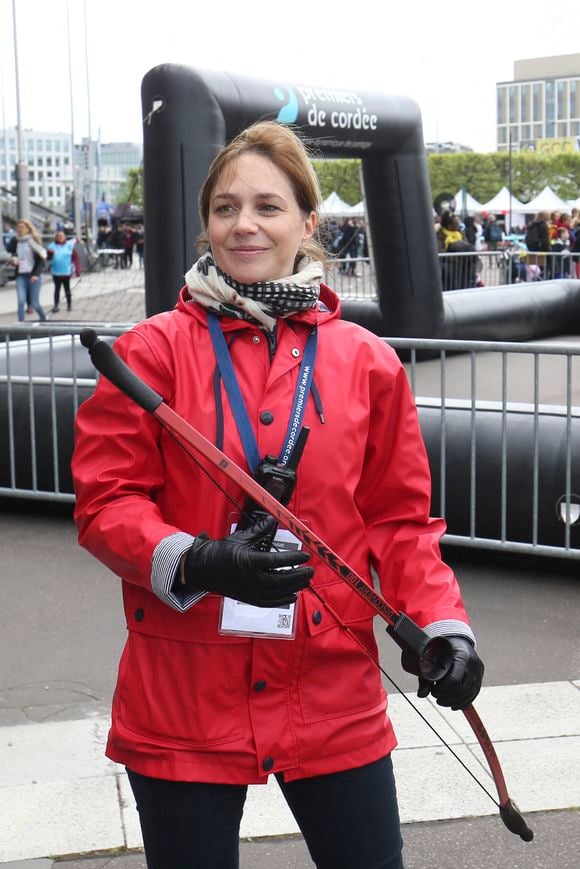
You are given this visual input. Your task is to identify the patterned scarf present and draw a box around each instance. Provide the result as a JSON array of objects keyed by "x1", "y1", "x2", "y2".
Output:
[{"x1": 184, "y1": 252, "x2": 323, "y2": 331}]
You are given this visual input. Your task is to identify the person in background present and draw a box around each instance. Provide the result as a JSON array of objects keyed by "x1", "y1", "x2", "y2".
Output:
[
  {"x1": 6, "y1": 218, "x2": 47, "y2": 322},
  {"x1": 134, "y1": 223, "x2": 145, "y2": 268},
  {"x1": 96, "y1": 222, "x2": 110, "y2": 249},
  {"x1": 108, "y1": 222, "x2": 125, "y2": 269},
  {"x1": 72, "y1": 121, "x2": 483, "y2": 869},
  {"x1": 338, "y1": 216, "x2": 359, "y2": 275},
  {"x1": 123, "y1": 224, "x2": 135, "y2": 269},
  {"x1": 436, "y1": 210, "x2": 464, "y2": 251},
  {"x1": 47, "y1": 230, "x2": 81, "y2": 313},
  {"x1": 2, "y1": 222, "x2": 16, "y2": 250},
  {"x1": 548, "y1": 211, "x2": 562, "y2": 242},
  {"x1": 463, "y1": 215, "x2": 482, "y2": 250},
  {"x1": 551, "y1": 226, "x2": 571, "y2": 278},
  {"x1": 525, "y1": 211, "x2": 551, "y2": 277},
  {"x1": 482, "y1": 214, "x2": 503, "y2": 251},
  {"x1": 571, "y1": 218, "x2": 580, "y2": 278}
]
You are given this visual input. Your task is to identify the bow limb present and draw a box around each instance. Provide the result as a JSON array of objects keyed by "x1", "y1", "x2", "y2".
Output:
[
  {"x1": 462, "y1": 705, "x2": 533, "y2": 840},
  {"x1": 80, "y1": 329, "x2": 534, "y2": 842}
]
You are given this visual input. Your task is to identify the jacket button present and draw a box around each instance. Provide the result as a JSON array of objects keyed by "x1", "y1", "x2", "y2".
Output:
[
  {"x1": 253, "y1": 680, "x2": 267, "y2": 692},
  {"x1": 291, "y1": 347, "x2": 300, "y2": 358},
  {"x1": 260, "y1": 411, "x2": 274, "y2": 425},
  {"x1": 262, "y1": 757, "x2": 275, "y2": 771},
  {"x1": 252, "y1": 335, "x2": 260, "y2": 344},
  {"x1": 135, "y1": 608, "x2": 144, "y2": 622},
  {"x1": 312, "y1": 610, "x2": 322, "y2": 625}
]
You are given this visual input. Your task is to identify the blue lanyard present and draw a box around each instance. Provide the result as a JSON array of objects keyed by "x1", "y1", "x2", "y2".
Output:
[{"x1": 207, "y1": 312, "x2": 317, "y2": 474}]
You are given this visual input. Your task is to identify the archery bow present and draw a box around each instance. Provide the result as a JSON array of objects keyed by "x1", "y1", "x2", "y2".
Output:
[{"x1": 79, "y1": 329, "x2": 533, "y2": 842}]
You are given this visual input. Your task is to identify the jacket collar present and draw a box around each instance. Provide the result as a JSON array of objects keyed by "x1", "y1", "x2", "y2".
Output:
[{"x1": 175, "y1": 282, "x2": 341, "y2": 332}]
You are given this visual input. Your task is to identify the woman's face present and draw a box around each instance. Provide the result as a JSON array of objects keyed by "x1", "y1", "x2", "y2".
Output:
[
  {"x1": 207, "y1": 153, "x2": 316, "y2": 284},
  {"x1": 16, "y1": 221, "x2": 28, "y2": 238}
]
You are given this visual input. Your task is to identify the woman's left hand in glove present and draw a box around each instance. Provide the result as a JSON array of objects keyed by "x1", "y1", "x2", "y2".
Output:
[{"x1": 402, "y1": 636, "x2": 484, "y2": 711}]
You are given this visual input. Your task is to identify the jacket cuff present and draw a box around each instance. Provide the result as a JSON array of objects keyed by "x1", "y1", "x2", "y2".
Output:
[
  {"x1": 151, "y1": 532, "x2": 206, "y2": 613},
  {"x1": 424, "y1": 619, "x2": 476, "y2": 647}
]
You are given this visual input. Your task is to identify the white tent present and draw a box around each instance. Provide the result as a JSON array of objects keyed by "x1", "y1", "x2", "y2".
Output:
[
  {"x1": 454, "y1": 189, "x2": 484, "y2": 215},
  {"x1": 524, "y1": 185, "x2": 570, "y2": 214},
  {"x1": 348, "y1": 201, "x2": 365, "y2": 217},
  {"x1": 320, "y1": 192, "x2": 353, "y2": 216},
  {"x1": 479, "y1": 186, "x2": 527, "y2": 213}
]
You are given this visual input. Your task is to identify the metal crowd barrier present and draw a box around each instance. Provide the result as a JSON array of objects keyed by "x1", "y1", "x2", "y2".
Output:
[
  {"x1": 1, "y1": 325, "x2": 579, "y2": 560},
  {"x1": 323, "y1": 257, "x2": 376, "y2": 299},
  {"x1": 390, "y1": 336, "x2": 580, "y2": 559},
  {"x1": 439, "y1": 249, "x2": 580, "y2": 291},
  {"x1": 325, "y1": 250, "x2": 580, "y2": 297}
]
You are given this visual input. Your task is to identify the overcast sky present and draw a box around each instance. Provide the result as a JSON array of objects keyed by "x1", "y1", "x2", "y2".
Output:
[{"x1": 1, "y1": 0, "x2": 579, "y2": 152}]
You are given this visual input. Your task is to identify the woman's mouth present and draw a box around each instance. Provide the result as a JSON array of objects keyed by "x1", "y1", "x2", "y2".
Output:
[{"x1": 229, "y1": 247, "x2": 268, "y2": 255}]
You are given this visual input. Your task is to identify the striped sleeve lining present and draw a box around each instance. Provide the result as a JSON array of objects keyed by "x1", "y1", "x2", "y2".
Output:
[
  {"x1": 151, "y1": 532, "x2": 207, "y2": 613},
  {"x1": 424, "y1": 619, "x2": 476, "y2": 647}
]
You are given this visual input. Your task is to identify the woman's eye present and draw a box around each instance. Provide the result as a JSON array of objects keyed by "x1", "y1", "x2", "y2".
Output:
[
  {"x1": 214, "y1": 204, "x2": 236, "y2": 215},
  {"x1": 260, "y1": 204, "x2": 280, "y2": 213}
]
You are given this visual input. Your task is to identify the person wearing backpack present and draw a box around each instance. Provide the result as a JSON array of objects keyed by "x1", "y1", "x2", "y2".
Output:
[
  {"x1": 483, "y1": 215, "x2": 503, "y2": 251},
  {"x1": 525, "y1": 212, "x2": 550, "y2": 278},
  {"x1": 525, "y1": 213, "x2": 550, "y2": 253}
]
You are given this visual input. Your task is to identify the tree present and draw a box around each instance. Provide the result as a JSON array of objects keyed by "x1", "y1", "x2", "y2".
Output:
[
  {"x1": 115, "y1": 166, "x2": 144, "y2": 208},
  {"x1": 428, "y1": 152, "x2": 580, "y2": 208},
  {"x1": 312, "y1": 159, "x2": 362, "y2": 205}
]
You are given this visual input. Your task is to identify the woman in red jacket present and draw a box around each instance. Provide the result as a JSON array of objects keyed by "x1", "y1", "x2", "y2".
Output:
[{"x1": 72, "y1": 121, "x2": 483, "y2": 869}]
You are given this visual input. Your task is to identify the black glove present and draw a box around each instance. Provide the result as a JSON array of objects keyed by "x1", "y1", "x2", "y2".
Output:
[
  {"x1": 402, "y1": 635, "x2": 484, "y2": 711},
  {"x1": 178, "y1": 515, "x2": 314, "y2": 607}
]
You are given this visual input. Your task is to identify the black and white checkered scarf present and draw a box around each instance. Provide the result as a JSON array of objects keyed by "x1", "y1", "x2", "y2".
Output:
[{"x1": 184, "y1": 252, "x2": 323, "y2": 331}]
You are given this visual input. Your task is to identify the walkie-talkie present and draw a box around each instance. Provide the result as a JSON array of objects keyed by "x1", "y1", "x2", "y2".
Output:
[{"x1": 238, "y1": 426, "x2": 310, "y2": 551}]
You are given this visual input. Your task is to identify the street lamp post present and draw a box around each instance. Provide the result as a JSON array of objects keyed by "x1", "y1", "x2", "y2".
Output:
[
  {"x1": 66, "y1": 0, "x2": 82, "y2": 237},
  {"x1": 508, "y1": 128, "x2": 513, "y2": 233},
  {"x1": 11, "y1": 0, "x2": 29, "y2": 221}
]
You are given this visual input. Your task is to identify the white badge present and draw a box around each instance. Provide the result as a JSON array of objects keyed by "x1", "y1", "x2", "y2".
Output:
[{"x1": 219, "y1": 527, "x2": 302, "y2": 639}]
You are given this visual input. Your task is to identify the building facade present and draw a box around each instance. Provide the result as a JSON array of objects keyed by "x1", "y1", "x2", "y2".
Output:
[
  {"x1": 0, "y1": 129, "x2": 141, "y2": 215},
  {"x1": 496, "y1": 53, "x2": 580, "y2": 153},
  {"x1": 0, "y1": 129, "x2": 74, "y2": 210},
  {"x1": 93, "y1": 140, "x2": 142, "y2": 205}
]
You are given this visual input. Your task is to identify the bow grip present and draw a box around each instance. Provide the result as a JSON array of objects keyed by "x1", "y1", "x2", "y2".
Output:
[{"x1": 386, "y1": 612, "x2": 454, "y2": 682}]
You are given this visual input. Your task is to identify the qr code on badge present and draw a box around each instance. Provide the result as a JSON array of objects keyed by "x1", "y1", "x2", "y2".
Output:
[{"x1": 277, "y1": 613, "x2": 292, "y2": 629}]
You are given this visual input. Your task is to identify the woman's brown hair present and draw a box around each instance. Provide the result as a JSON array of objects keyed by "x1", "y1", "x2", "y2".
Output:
[{"x1": 198, "y1": 121, "x2": 328, "y2": 266}]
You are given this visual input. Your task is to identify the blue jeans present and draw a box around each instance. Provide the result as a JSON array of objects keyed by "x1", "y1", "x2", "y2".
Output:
[
  {"x1": 16, "y1": 273, "x2": 46, "y2": 321},
  {"x1": 127, "y1": 755, "x2": 404, "y2": 868}
]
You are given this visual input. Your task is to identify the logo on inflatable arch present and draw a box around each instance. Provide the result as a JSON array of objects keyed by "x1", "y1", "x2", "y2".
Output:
[{"x1": 274, "y1": 86, "x2": 299, "y2": 124}]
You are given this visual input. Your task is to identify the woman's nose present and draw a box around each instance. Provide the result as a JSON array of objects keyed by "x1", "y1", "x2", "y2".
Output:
[{"x1": 233, "y1": 209, "x2": 258, "y2": 234}]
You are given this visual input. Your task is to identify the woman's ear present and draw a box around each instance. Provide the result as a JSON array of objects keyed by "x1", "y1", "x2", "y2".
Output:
[{"x1": 303, "y1": 211, "x2": 317, "y2": 241}]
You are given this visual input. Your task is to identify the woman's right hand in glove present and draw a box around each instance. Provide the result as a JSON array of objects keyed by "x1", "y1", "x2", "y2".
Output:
[{"x1": 177, "y1": 515, "x2": 314, "y2": 607}]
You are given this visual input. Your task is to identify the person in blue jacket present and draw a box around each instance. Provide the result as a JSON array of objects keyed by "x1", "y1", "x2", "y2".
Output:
[{"x1": 47, "y1": 230, "x2": 80, "y2": 313}]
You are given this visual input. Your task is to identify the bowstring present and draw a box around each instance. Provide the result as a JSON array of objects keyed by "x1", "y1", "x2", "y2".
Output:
[{"x1": 159, "y1": 419, "x2": 499, "y2": 809}]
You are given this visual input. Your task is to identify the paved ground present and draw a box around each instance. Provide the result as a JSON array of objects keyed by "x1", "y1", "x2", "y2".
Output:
[
  {"x1": 0, "y1": 263, "x2": 147, "y2": 326},
  {"x1": 0, "y1": 504, "x2": 579, "y2": 867}
]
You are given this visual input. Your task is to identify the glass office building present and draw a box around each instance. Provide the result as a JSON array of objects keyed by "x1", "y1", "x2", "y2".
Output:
[{"x1": 496, "y1": 54, "x2": 580, "y2": 153}]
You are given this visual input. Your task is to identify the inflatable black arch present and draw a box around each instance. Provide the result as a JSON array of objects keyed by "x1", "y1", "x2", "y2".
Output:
[
  {"x1": 141, "y1": 64, "x2": 443, "y2": 336},
  {"x1": 141, "y1": 64, "x2": 580, "y2": 340}
]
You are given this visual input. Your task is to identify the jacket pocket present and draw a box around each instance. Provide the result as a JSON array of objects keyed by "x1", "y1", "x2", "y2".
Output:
[
  {"x1": 116, "y1": 632, "x2": 248, "y2": 748},
  {"x1": 297, "y1": 579, "x2": 384, "y2": 724}
]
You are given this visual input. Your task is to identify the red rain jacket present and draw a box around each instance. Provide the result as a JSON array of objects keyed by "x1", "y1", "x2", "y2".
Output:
[{"x1": 72, "y1": 284, "x2": 470, "y2": 784}]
